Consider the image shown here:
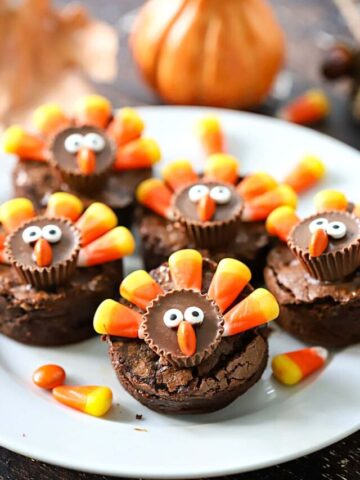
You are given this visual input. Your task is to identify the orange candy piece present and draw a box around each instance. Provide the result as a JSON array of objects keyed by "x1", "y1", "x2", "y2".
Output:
[
  {"x1": 32, "y1": 364, "x2": 66, "y2": 390},
  {"x1": 76, "y1": 202, "x2": 118, "y2": 246},
  {"x1": 266, "y1": 206, "x2": 300, "y2": 242},
  {"x1": 77, "y1": 226, "x2": 135, "y2": 267},
  {"x1": 120, "y1": 270, "x2": 164, "y2": 310},
  {"x1": 0, "y1": 198, "x2": 35, "y2": 233},
  {"x1": 242, "y1": 185, "x2": 298, "y2": 222},
  {"x1": 177, "y1": 321, "x2": 196, "y2": 357},
  {"x1": 309, "y1": 228, "x2": 328, "y2": 257},
  {"x1": 196, "y1": 116, "x2": 225, "y2": 155},
  {"x1": 223, "y1": 288, "x2": 279, "y2": 336},
  {"x1": 53, "y1": 385, "x2": 113, "y2": 417},
  {"x1": 136, "y1": 178, "x2": 173, "y2": 220},
  {"x1": 237, "y1": 173, "x2": 278, "y2": 201},
  {"x1": 107, "y1": 107, "x2": 144, "y2": 146},
  {"x1": 197, "y1": 193, "x2": 216, "y2": 221},
  {"x1": 162, "y1": 160, "x2": 198, "y2": 192},
  {"x1": 93, "y1": 299, "x2": 141, "y2": 337},
  {"x1": 46, "y1": 193, "x2": 83, "y2": 222},
  {"x1": 33, "y1": 104, "x2": 70, "y2": 136},
  {"x1": 208, "y1": 258, "x2": 251, "y2": 313},
  {"x1": 77, "y1": 148, "x2": 96, "y2": 174},
  {"x1": 279, "y1": 89, "x2": 330, "y2": 125},
  {"x1": 284, "y1": 155, "x2": 326, "y2": 194},
  {"x1": 204, "y1": 154, "x2": 239, "y2": 185},
  {"x1": 314, "y1": 190, "x2": 348, "y2": 212},
  {"x1": 74, "y1": 95, "x2": 112, "y2": 129},
  {"x1": 272, "y1": 346, "x2": 328, "y2": 386},
  {"x1": 169, "y1": 249, "x2": 202, "y2": 291},
  {"x1": 34, "y1": 238, "x2": 53, "y2": 267},
  {"x1": 114, "y1": 138, "x2": 161, "y2": 170},
  {"x1": 354, "y1": 204, "x2": 360, "y2": 217},
  {"x1": 2, "y1": 126, "x2": 47, "y2": 162}
]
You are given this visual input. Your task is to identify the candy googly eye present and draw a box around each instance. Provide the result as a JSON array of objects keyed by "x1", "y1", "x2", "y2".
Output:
[
  {"x1": 41, "y1": 224, "x2": 62, "y2": 243},
  {"x1": 22, "y1": 225, "x2": 42, "y2": 244},
  {"x1": 326, "y1": 221, "x2": 346, "y2": 239},
  {"x1": 163, "y1": 308, "x2": 183, "y2": 328},
  {"x1": 210, "y1": 186, "x2": 231, "y2": 205},
  {"x1": 83, "y1": 132, "x2": 106, "y2": 152},
  {"x1": 309, "y1": 217, "x2": 328, "y2": 233},
  {"x1": 64, "y1": 133, "x2": 83, "y2": 153},
  {"x1": 188, "y1": 184, "x2": 210, "y2": 203},
  {"x1": 184, "y1": 306, "x2": 204, "y2": 325}
]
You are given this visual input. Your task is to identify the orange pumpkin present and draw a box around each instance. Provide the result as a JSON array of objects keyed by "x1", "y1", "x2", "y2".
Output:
[{"x1": 130, "y1": 0, "x2": 285, "y2": 108}]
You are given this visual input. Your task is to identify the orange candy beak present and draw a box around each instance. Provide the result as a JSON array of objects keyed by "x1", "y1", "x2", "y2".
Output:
[
  {"x1": 309, "y1": 228, "x2": 329, "y2": 257},
  {"x1": 77, "y1": 147, "x2": 96, "y2": 175},
  {"x1": 197, "y1": 193, "x2": 216, "y2": 221},
  {"x1": 177, "y1": 321, "x2": 197, "y2": 357},
  {"x1": 33, "y1": 238, "x2": 53, "y2": 267}
]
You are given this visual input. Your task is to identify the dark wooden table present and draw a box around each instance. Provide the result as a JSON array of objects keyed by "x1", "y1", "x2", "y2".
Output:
[{"x1": 1, "y1": 1, "x2": 359, "y2": 479}]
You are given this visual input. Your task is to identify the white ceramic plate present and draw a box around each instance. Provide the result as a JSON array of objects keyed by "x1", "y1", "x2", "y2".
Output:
[{"x1": 0, "y1": 106, "x2": 359, "y2": 478}]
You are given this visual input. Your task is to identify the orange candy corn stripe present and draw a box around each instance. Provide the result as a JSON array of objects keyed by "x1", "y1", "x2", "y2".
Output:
[
  {"x1": 0, "y1": 198, "x2": 35, "y2": 232},
  {"x1": 76, "y1": 202, "x2": 118, "y2": 246},
  {"x1": 120, "y1": 270, "x2": 164, "y2": 310},
  {"x1": 284, "y1": 155, "x2": 326, "y2": 194},
  {"x1": 272, "y1": 346, "x2": 328, "y2": 385},
  {"x1": 2, "y1": 126, "x2": 47, "y2": 162},
  {"x1": 242, "y1": 185, "x2": 298, "y2": 222},
  {"x1": 208, "y1": 258, "x2": 251, "y2": 313},
  {"x1": 314, "y1": 189, "x2": 348, "y2": 212},
  {"x1": 77, "y1": 226, "x2": 135, "y2": 267},
  {"x1": 177, "y1": 321, "x2": 196, "y2": 356},
  {"x1": 169, "y1": 249, "x2": 202, "y2": 291},
  {"x1": 279, "y1": 89, "x2": 330, "y2": 125},
  {"x1": 136, "y1": 179, "x2": 173, "y2": 220},
  {"x1": 114, "y1": 138, "x2": 161, "y2": 170},
  {"x1": 204, "y1": 154, "x2": 239, "y2": 185},
  {"x1": 309, "y1": 228, "x2": 328, "y2": 257},
  {"x1": 266, "y1": 206, "x2": 300, "y2": 242},
  {"x1": 237, "y1": 173, "x2": 278, "y2": 201},
  {"x1": 196, "y1": 116, "x2": 225, "y2": 155},
  {"x1": 34, "y1": 238, "x2": 53, "y2": 267},
  {"x1": 107, "y1": 107, "x2": 144, "y2": 146},
  {"x1": 197, "y1": 194, "x2": 215, "y2": 221},
  {"x1": 223, "y1": 288, "x2": 279, "y2": 336},
  {"x1": 77, "y1": 148, "x2": 96, "y2": 174},
  {"x1": 52, "y1": 385, "x2": 113, "y2": 417},
  {"x1": 74, "y1": 95, "x2": 112, "y2": 129},
  {"x1": 46, "y1": 193, "x2": 83, "y2": 222},
  {"x1": 33, "y1": 104, "x2": 70, "y2": 136},
  {"x1": 162, "y1": 160, "x2": 198, "y2": 192},
  {"x1": 32, "y1": 364, "x2": 66, "y2": 390},
  {"x1": 93, "y1": 299, "x2": 141, "y2": 337}
]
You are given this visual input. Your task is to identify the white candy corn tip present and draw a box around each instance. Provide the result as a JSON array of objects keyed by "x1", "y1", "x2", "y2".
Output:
[{"x1": 311, "y1": 346, "x2": 328, "y2": 361}]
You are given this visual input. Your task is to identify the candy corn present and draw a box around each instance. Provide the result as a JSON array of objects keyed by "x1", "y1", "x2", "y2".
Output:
[
  {"x1": 162, "y1": 160, "x2": 198, "y2": 192},
  {"x1": 33, "y1": 104, "x2": 70, "y2": 136},
  {"x1": 196, "y1": 116, "x2": 225, "y2": 155},
  {"x1": 77, "y1": 226, "x2": 135, "y2": 267},
  {"x1": 76, "y1": 202, "x2": 118, "y2": 246},
  {"x1": 120, "y1": 270, "x2": 163, "y2": 310},
  {"x1": 2, "y1": 126, "x2": 47, "y2": 161},
  {"x1": 314, "y1": 189, "x2": 348, "y2": 212},
  {"x1": 32, "y1": 364, "x2": 66, "y2": 390},
  {"x1": 169, "y1": 249, "x2": 202, "y2": 291},
  {"x1": 354, "y1": 203, "x2": 360, "y2": 217},
  {"x1": 177, "y1": 321, "x2": 196, "y2": 356},
  {"x1": 266, "y1": 206, "x2": 300, "y2": 241},
  {"x1": 309, "y1": 228, "x2": 328, "y2": 257},
  {"x1": 223, "y1": 288, "x2": 279, "y2": 336},
  {"x1": 52, "y1": 385, "x2": 113, "y2": 417},
  {"x1": 0, "y1": 198, "x2": 35, "y2": 232},
  {"x1": 46, "y1": 193, "x2": 83, "y2": 222},
  {"x1": 284, "y1": 155, "x2": 326, "y2": 194},
  {"x1": 136, "y1": 178, "x2": 173, "y2": 220},
  {"x1": 204, "y1": 154, "x2": 239, "y2": 185},
  {"x1": 237, "y1": 173, "x2": 277, "y2": 201},
  {"x1": 272, "y1": 346, "x2": 328, "y2": 385},
  {"x1": 279, "y1": 89, "x2": 330, "y2": 125},
  {"x1": 208, "y1": 258, "x2": 251, "y2": 313},
  {"x1": 197, "y1": 193, "x2": 215, "y2": 221},
  {"x1": 93, "y1": 299, "x2": 141, "y2": 337},
  {"x1": 114, "y1": 138, "x2": 161, "y2": 170},
  {"x1": 74, "y1": 95, "x2": 112, "y2": 129},
  {"x1": 107, "y1": 107, "x2": 144, "y2": 146},
  {"x1": 242, "y1": 185, "x2": 298, "y2": 222}
]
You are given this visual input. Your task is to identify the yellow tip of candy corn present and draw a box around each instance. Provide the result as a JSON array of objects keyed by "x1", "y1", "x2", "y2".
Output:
[
  {"x1": 314, "y1": 189, "x2": 348, "y2": 212},
  {"x1": 46, "y1": 192, "x2": 83, "y2": 222},
  {"x1": 120, "y1": 270, "x2": 163, "y2": 310},
  {"x1": 169, "y1": 249, "x2": 203, "y2": 291},
  {"x1": 162, "y1": 159, "x2": 198, "y2": 192},
  {"x1": 76, "y1": 202, "x2": 118, "y2": 246},
  {"x1": 204, "y1": 154, "x2": 239, "y2": 185},
  {"x1": 53, "y1": 385, "x2": 113, "y2": 417},
  {"x1": 119, "y1": 107, "x2": 144, "y2": 130},
  {"x1": 195, "y1": 116, "x2": 225, "y2": 154},
  {"x1": 114, "y1": 138, "x2": 161, "y2": 170},
  {"x1": 279, "y1": 89, "x2": 330, "y2": 125},
  {"x1": 108, "y1": 108, "x2": 145, "y2": 147},
  {"x1": 136, "y1": 178, "x2": 173, "y2": 219},
  {"x1": 75, "y1": 95, "x2": 112, "y2": 128},
  {"x1": 196, "y1": 116, "x2": 222, "y2": 135},
  {"x1": 94, "y1": 299, "x2": 141, "y2": 337},
  {"x1": 284, "y1": 155, "x2": 326, "y2": 194},
  {"x1": 266, "y1": 205, "x2": 300, "y2": 241},
  {"x1": 237, "y1": 172, "x2": 278, "y2": 201},
  {"x1": 2, "y1": 126, "x2": 25, "y2": 153},
  {"x1": 2, "y1": 125, "x2": 47, "y2": 161},
  {"x1": 33, "y1": 103, "x2": 69, "y2": 136},
  {"x1": 0, "y1": 198, "x2": 35, "y2": 233},
  {"x1": 242, "y1": 185, "x2": 298, "y2": 222}
]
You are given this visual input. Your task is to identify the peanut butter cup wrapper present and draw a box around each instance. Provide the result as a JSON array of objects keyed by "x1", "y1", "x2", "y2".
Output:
[{"x1": 52, "y1": 166, "x2": 112, "y2": 194}]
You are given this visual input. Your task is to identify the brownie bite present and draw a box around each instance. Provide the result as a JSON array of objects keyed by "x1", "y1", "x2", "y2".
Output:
[
  {"x1": 0, "y1": 193, "x2": 135, "y2": 346},
  {"x1": 94, "y1": 249, "x2": 279, "y2": 414}
]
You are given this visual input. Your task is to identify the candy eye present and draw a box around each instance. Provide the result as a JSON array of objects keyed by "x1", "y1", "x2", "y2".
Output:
[
  {"x1": 184, "y1": 306, "x2": 204, "y2": 325},
  {"x1": 163, "y1": 308, "x2": 183, "y2": 328},
  {"x1": 22, "y1": 225, "x2": 42, "y2": 244},
  {"x1": 188, "y1": 184, "x2": 210, "y2": 203},
  {"x1": 326, "y1": 221, "x2": 346, "y2": 239},
  {"x1": 309, "y1": 217, "x2": 328, "y2": 233},
  {"x1": 64, "y1": 133, "x2": 83, "y2": 153},
  {"x1": 41, "y1": 224, "x2": 62, "y2": 243},
  {"x1": 83, "y1": 133, "x2": 106, "y2": 152},
  {"x1": 210, "y1": 186, "x2": 231, "y2": 205}
]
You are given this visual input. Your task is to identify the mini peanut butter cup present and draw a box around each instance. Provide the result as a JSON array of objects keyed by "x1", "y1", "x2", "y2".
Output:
[
  {"x1": 288, "y1": 211, "x2": 360, "y2": 282},
  {"x1": 142, "y1": 289, "x2": 224, "y2": 368},
  {"x1": 172, "y1": 181, "x2": 243, "y2": 249},
  {"x1": 49, "y1": 126, "x2": 116, "y2": 194},
  {"x1": 5, "y1": 216, "x2": 81, "y2": 290}
]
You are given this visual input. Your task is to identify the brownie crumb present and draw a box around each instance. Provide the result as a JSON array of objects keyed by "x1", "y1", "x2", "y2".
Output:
[
  {"x1": 136, "y1": 414, "x2": 143, "y2": 420},
  {"x1": 134, "y1": 427, "x2": 147, "y2": 432}
]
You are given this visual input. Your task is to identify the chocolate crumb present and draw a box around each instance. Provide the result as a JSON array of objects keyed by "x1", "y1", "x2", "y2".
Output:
[{"x1": 136, "y1": 414, "x2": 143, "y2": 420}]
